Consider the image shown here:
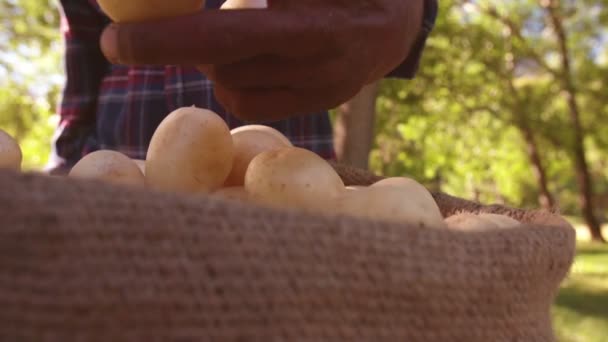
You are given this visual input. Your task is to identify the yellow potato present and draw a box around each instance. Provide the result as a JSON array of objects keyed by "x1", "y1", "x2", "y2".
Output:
[
  {"x1": 365, "y1": 177, "x2": 444, "y2": 226},
  {"x1": 445, "y1": 212, "x2": 521, "y2": 231},
  {"x1": 371, "y1": 177, "x2": 438, "y2": 211},
  {"x1": 212, "y1": 186, "x2": 250, "y2": 202},
  {"x1": 69, "y1": 150, "x2": 145, "y2": 187},
  {"x1": 98, "y1": 0, "x2": 205, "y2": 23},
  {"x1": 477, "y1": 213, "x2": 521, "y2": 228},
  {"x1": 244, "y1": 147, "x2": 345, "y2": 212},
  {"x1": 230, "y1": 125, "x2": 292, "y2": 146},
  {"x1": 146, "y1": 106, "x2": 234, "y2": 194},
  {"x1": 334, "y1": 185, "x2": 445, "y2": 228},
  {"x1": 220, "y1": 0, "x2": 267, "y2": 9},
  {"x1": 444, "y1": 213, "x2": 500, "y2": 231},
  {"x1": 225, "y1": 125, "x2": 292, "y2": 187},
  {"x1": 0, "y1": 129, "x2": 22, "y2": 171},
  {"x1": 346, "y1": 185, "x2": 366, "y2": 191},
  {"x1": 132, "y1": 159, "x2": 146, "y2": 175}
]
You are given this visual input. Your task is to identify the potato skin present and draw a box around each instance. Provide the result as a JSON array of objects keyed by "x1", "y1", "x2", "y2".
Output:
[
  {"x1": 334, "y1": 185, "x2": 445, "y2": 228},
  {"x1": 98, "y1": 0, "x2": 205, "y2": 23},
  {"x1": 0, "y1": 129, "x2": 22, "y2": 171},
  {"x1": 225, "y1": 125, "x2": 292, "y2": 187},
  {"x1": 230, "y1": 125, "x2": 292, "y2": 147},
  {"x1": 132, "y1": 159, "x2": 146, "y2": 175},
  {"x1": 220, "y1": 0, "x2": 267, "y2": 9},
  {"x1": 244, "y1": 147, "x2": 345, "y2": 212},
  {"x1": 444, "y1": 213, "x2": 498, "y2": 231},
  {"x1": 146, "y1": 107, "x2": 234, "y2": 194},
  {"x1": 477, "y1": 213, "x2": 521, "y2": 228},
  {"x1": 445, "y1": 213, "x2": 521, "y2": 231},
  {"x1": 69, "y1": 150, "x2": 145, "y2": 187}
]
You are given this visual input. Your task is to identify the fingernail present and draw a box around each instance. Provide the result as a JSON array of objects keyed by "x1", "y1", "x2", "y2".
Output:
[{"x1": 100, "y1": 24, "x2": 120, "y2": 64}]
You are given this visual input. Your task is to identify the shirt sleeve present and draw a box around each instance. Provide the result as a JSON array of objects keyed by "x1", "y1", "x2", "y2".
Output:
[
  {"x1": 386, "y1": 0, "x2": 438, "y2": 79},
  {"x1": 47, "y1": 0, "x2": 110, "y2": 174}
]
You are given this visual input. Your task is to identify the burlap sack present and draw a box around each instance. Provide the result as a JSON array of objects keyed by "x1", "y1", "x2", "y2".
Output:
[{"x1": 0, "y1": 164, "x2": 575, "y2": 342}]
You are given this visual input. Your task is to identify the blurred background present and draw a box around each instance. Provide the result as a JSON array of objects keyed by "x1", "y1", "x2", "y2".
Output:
[{"x1": 1, "y1": 0, "x2": 606, "y2": 340}]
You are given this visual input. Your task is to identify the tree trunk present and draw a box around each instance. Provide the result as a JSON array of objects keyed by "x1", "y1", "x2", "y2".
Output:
[
  {"x1": 545, "y1": 0, "x2": 605, "y2": 242},
  {"x1": 504, "y1": 74, "x2": 555, "y2": 211},
  {"x1": 498, "y1": 18, "x2": 557, "y2": 213},
  {"x1": 518, "y1": 122, "x2": 556, "y2": 210},
  {"x1": 333, "y1": 81, "x2": 380, "y2": 170}
]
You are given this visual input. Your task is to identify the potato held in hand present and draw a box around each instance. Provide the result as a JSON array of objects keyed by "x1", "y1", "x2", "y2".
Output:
[
  {"x1": 0, "y1": 129, "x2": 22, "y2": 171},
  {"x1": 146, "y1": 107, "x2": 234, "y2": 194},
  {"x1": 225, "y1": 125, "x2": 292, "y2": 187},
  {"x1": 98, "y1": 0, "x2": 205, "y2": 23},
  {"x1": 69, "y1": 150, "x2": 145, "y2": 187},
  {"x1": 335, "y1": 177, "x2": 445, "y2": 228},
  {"x1": 220, "y1": 0, "x2": 267, "y2": 9},
  {"x1": 245, "y1": 147, "x2": 344, "y2": 212}
]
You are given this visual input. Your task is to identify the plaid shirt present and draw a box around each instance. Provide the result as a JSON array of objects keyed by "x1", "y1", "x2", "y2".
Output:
[{"x1": 49, "y1": 0, "x2": 437, "y2": 172}]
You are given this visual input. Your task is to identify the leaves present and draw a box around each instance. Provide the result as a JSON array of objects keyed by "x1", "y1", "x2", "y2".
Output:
[
  {"x1": 372, "y1": 0, "x2": 607, "y2": 213},
  {"x1": 0, "y1": 0, "x2": 61, "y2": 170}
]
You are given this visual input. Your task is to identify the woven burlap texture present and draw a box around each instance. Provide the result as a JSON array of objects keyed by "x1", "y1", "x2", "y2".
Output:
[{"x1": 0, "y1": 165, "x2": 575, "y2": 342}]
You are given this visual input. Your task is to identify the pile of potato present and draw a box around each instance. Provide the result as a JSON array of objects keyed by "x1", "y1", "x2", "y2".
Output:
[
  {"x1": 0, "y1": 0, "x2": 521, "y2": 231},
  {"x1": 0, "y1": 106, "x2": 521, "y2": 231},
  {"x1": 65, "y1": 106, "x2": 452, "y2": 230}
]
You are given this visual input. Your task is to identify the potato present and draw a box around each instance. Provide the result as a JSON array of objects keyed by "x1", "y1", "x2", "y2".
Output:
[
  {"x1": 230, "y1": 125, "x2": 292, "y2": 146},
  {"x1": 98, "y1": 0, "x2": 205, "y2": 23},
  {"x1": 445, "y1": 212, "x2": 521, "y2": 231},
  {"x1": 244, "y1": 147, "x2": 345, "y2": 212},
  {"x1": 346, "y1": 185, "x2": 366, "y2": 191},
  {"x1": 69, "y1": 150, "x2": 145, "y2": 187},
  {"x1": 220, "y1": 0, "x2": 267, "y2": 9},
  {"x1": 0, "y1": 129, "x2": 22, "y2": 171},
  {"x1": 212, "y1": 186, "x2": 250, "y2": 202},
  {"x1": 477, "y1": 213, "x2": 521, "y2": 228},
  {"x1": 371, "y1": 177, "x2": 438, "y2": 211},
  {"x1": 362, "y1": 177, "x2": 444, "y2": 226},
  {"x1": 133, "y1": 159, "x2": 146, "y2": 175},
  {"x1": 444, "y1": 213, "x2": 499, "y2": 231},
  {"x1": 146, "y1": 106, "x2": 234, "y2": 194},
  {"x1": 334, "y1": 185, "x2": 445, "y2": 228},
  {"x1": 225, "y1": 125, "x2": 292, "y2": 187}
]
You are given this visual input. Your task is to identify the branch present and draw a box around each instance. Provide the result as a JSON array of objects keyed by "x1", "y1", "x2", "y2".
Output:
[{"x1": 459, "y1": 0, "x2": 560, "y2": 79}]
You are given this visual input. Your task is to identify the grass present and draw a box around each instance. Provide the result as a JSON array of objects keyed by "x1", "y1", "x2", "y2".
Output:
[{"x1": 551, "y1": 219, "x2": 608, "y2": 342}]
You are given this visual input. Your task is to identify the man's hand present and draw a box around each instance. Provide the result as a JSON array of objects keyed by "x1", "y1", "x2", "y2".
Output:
[{"x1": 100, "y1": 0, "x2": 424, "y2": 121}]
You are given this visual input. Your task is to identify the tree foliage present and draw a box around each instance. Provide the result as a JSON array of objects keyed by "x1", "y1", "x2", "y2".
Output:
[
  {"x1": 372, "y1": 0, "x2": 607, "y2": 224},
  {"x1": 0, "y1": 0, "x2": 61, "y2": 170}
]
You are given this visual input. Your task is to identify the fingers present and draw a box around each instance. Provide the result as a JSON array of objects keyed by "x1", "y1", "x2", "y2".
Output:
[
  {"x1": 214, "y1": 82, "x2": 362, "y2": 122},
  {"x1": 202, "y1": 56, "x2": 347, "y2": 89},
  {"x1": 100, "y1": 10, "x2": 333, "y2": 65}
]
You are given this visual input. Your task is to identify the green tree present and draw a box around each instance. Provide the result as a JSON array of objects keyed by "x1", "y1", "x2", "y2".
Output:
[
  {"x1": 372, "y1": 0, "x2": 607, "y2": 241},
  {"x1": 0, "y1": 0, "x2": 61, "y2": 170}
]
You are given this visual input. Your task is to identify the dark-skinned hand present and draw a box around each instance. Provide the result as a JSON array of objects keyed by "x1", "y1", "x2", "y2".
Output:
[{"x1": 100, "y1": 0, "x2": 424, "y2": 121}]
